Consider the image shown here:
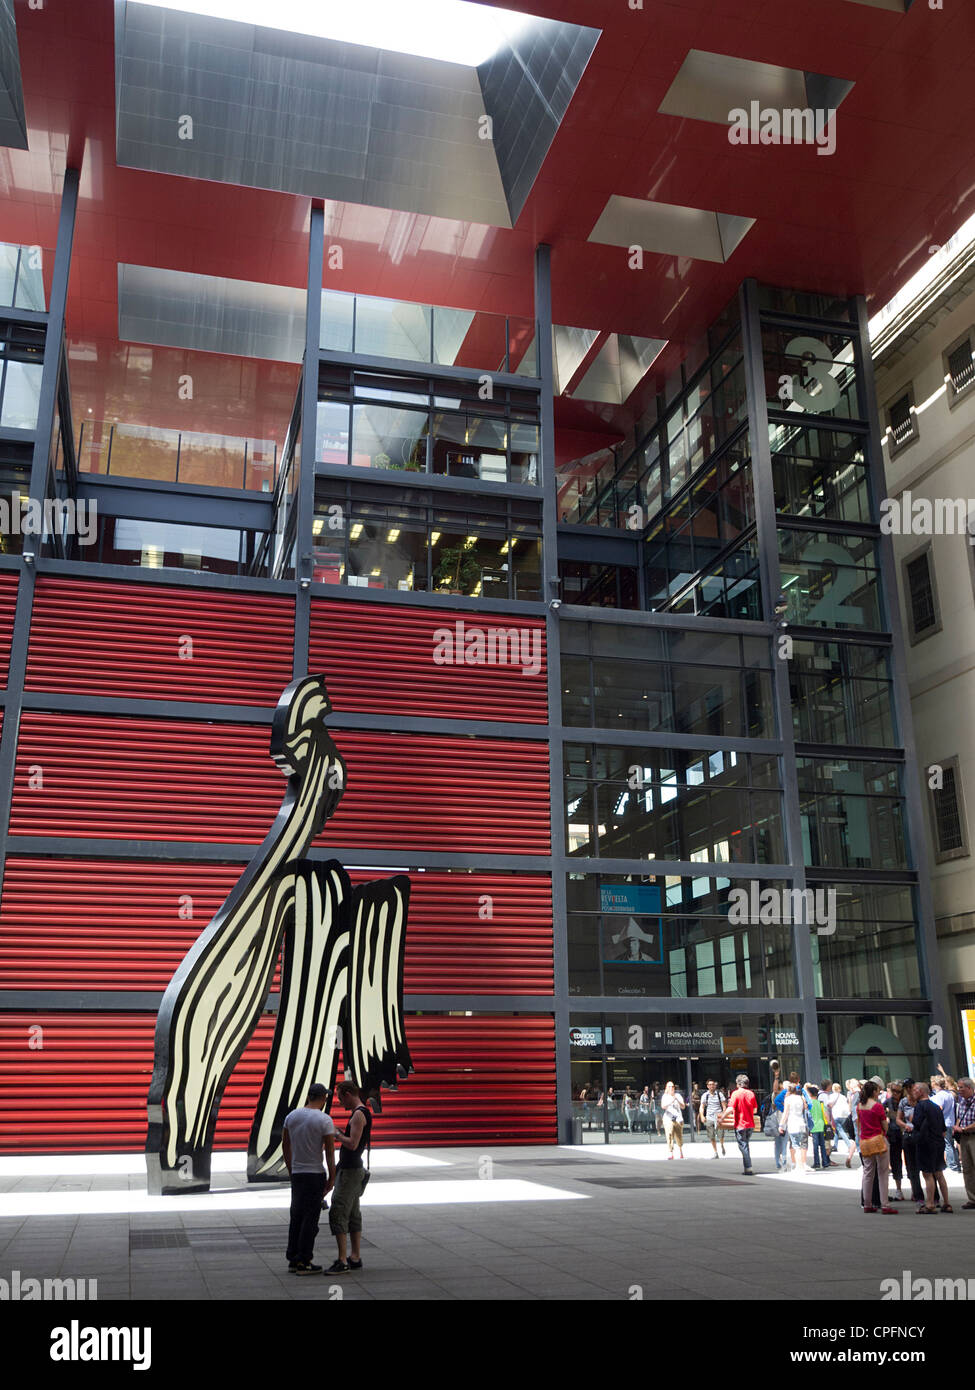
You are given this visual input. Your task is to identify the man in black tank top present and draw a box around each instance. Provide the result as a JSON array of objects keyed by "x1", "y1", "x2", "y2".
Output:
[{"x1": 326, "y1": 1080, "x2": 372, "y2": 1273}]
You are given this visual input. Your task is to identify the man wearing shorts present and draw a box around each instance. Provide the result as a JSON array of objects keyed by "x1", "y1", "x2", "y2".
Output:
[
  {"x1": 327, "y1": 1080, "x2": 372, "y2": 1274},
  {"x1": 699, "y1": 1079, "x2": 728, "y2": 1158}
]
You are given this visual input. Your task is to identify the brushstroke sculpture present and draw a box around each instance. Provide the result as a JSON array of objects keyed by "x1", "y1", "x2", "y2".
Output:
[{"x1": 145, "y1": 675, "x2": 412, "y2": 1196}]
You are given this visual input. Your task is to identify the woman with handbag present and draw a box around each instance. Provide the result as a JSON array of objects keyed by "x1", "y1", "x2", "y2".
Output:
[{"x1": 857, "y1": 1081, "x2": 897, "y2": 1214}]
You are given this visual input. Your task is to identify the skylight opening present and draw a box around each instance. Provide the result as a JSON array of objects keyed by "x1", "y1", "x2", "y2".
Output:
[{"x1": 132, "y1": 0, "x2": 537, "y2": 66}]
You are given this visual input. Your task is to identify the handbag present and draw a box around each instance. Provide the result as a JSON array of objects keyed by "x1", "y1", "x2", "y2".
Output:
[{"x1": 860, "y1": 1134, "x2": 886, "y2": 1157}]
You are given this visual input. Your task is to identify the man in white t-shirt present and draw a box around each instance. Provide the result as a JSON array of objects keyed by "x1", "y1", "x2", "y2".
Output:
[{"x1": 283, "y1": 1083, "x2": 336, "y2": 1274}]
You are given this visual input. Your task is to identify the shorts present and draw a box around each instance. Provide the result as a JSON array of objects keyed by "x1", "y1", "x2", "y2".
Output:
[
  {"x1": 787, "y1": 1129, "x2": 808, "y2": 1150},
  {"x1": 917, "y1": 1145, "x2": 946, "y2": 1176},
  {"x1": 328, "y1": 1167, "x2": 367, "y2": 1235},
  {"x1": 706, "y1": 1121, "x2": 725, "y2": 1144}
]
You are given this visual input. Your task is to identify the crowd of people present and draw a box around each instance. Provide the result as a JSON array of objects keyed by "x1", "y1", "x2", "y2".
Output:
[{"x1": 575, "y1": 1064, "x2": 975, "y2": 1212}]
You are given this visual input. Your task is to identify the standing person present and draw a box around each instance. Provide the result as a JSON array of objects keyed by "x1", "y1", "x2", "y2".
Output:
[
  {"x1": 623, "y1": 1088, "x2": 638, "y2": 1133},
  {"x1": 912, "y1": 1082, "x2": 952, "y2": 1215},
  {"x1": 699, "y1": 1078, "x2": 728, "y2": 1159},
  {"x1": 830, "y1": 1083, "x2": 856, "y2": 1166},
  {"x1": 781, "y1": 1081, "x2": 808, "y2": 1175},
  {"x1": 660, "y1": 1081, "x2": 686, "y2": 1158},
  {"x1": 884, "y1": 1081, "x2": 906, "y2": 1200},
  {"x1": 932, "y1": 1077, "x2": 960, "y2": 1173},
  {"x1": 897, "y1": 1079, "x2": 927, "y2": 1208},
  {"x1": 807, "y1": 1085, "x2": 828, "y2": 1171},
  {"x1": 768, "y1": 1074, "x2": 790, "y2": 1171},
  {"x1": 952, "y1": 1077, "x2": 975, "y2": 1210},
  {"x1": 729, "y1": 1073, "x2": 758, "y2": 1176},
  {"x1": 638, "y1": 1085, "x2": 652, "y2": 1135},
  {"x1": 820, "y1": 1078, "x2": 837, "y2": 1163},
  {"x1": 856, "y1": 1080, "x2": 897, "y2": 1214},
  {"x1": 327, "y1": 1080, "x2": 373, "y2": 1273},
  {"x1": 282, "y1": 1082, "x2": 336, "y2": 1275},
  {"x1": 846, "y1": 1077, "x2": 862, "y2": 1151}
]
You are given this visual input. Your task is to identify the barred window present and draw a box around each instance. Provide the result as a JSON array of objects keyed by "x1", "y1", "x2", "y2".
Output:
[
  {"x1": 904, "y1": 549, "x2": 939, "y2": 641},
  {"x1": 928, "y1": 756, "x2": 969, "y2": 863}
]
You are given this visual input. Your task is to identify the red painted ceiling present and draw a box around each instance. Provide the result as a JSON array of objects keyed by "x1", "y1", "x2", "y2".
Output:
[{"x1": 1, "y1": 0, "x2": 971, "y2": 450}]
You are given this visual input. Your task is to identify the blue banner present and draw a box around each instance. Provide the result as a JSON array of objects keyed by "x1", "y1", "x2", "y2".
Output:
[{"x1": 599, "y1": 884, "x2": 661, "y2": 914}]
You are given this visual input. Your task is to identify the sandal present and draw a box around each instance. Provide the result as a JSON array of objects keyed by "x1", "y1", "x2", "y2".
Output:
[
  {"x1": 941, "y1": 1204, "x2": 954, "y2": 1213},
  {"x1": 916, "y1": 1206, "x2": 937, "y2": 1214}
]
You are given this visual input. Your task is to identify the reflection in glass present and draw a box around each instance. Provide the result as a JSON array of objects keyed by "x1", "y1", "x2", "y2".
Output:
[{"x1": 0, "y1": 359, "x2": 43, "y2": 430}]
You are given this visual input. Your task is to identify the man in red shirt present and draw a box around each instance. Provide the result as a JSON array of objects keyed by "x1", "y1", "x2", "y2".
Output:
[{"x1": 730, "y1": 1073, "x2": 758, "y2": 1175}]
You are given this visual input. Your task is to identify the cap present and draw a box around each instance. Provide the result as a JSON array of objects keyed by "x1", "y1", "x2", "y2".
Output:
[{"x1": 307, "y1": 1083, "x2": 329, "y2": 1101}]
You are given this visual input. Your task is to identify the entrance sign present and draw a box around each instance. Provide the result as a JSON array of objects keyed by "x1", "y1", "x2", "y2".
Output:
[
  {"x1": 146, "y1": 675, "x2": 413, "y2": 1196},
  {"x1": 569, "y1": 1026, "x2": 612, "y2": 1048},
  {"x1": 649, "y1": 1027, "x2": 723, "y2": 1053}
]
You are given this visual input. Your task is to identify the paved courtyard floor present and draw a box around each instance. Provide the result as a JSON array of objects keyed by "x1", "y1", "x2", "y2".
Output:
[{"x1": 0, "y1": 1139, "x2": 971, "y2": 1302}]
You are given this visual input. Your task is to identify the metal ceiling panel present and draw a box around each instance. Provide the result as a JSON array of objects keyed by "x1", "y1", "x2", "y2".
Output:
[
  {"x1": 118, "y1": 265, "x2": 306, "y2": 361},
  {"x1": 114, "y1": 3, "x2": 503, "y2": 224},
  {"x1": 571, "y1": 333, "x2": 667, "y2": 405},
  {"x1": 114, "y1": 2, "x2": 597, "y2": 228},
  {"x1": 476, "y1": 14, "x2": 600, "y2": 225},
  {"x1": 658, "y1": 49, "x2": 854, "y2": 132},
  {"x1": 589, "y1": 196, "x2": 755, "y2": 265}
]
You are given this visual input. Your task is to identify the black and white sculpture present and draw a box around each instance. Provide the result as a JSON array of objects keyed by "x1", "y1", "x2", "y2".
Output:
[{"x1": 145, "y1": 675, "x2": 412, "y2": 1196}]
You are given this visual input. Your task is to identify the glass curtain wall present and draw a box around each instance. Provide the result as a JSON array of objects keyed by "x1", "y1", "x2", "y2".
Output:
[{"x1": 557, "y1": 284, "x2": 934, "y2": 1142}]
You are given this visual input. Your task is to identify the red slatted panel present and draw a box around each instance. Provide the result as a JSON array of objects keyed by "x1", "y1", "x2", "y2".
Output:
[
  {"x1": 0, "y1": 862, "x2": 553, "y2": 994},
  {"x1": 8, "y1": 715, "x2": 551, "y2": 853},
  {"x1": 24, "y1": 577, "x2": 294, "y2": 706},
  {"x1": 309, "y1": 598, "x2": 547, "y2": 723},
  {"x1": 382, "y1": 871, "x2": 553, "y2": 995},
  {"x1": 0, "y1": 571, "x2": 17, "y2": 687},
  {"x1": 344, "y1": 1016, "x2": 557, "y2": 1146},
  {"x1": 0, "y1": 1013, "x2": 556, "y2": 1151}
]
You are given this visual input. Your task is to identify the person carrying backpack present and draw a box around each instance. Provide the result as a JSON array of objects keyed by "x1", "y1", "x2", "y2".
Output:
[{"x1": 699, "y1": 1079, "x2": 728, "y2": 1158}]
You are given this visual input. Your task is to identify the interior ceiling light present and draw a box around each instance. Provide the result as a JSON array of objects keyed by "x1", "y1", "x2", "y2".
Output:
[{"x1": 133, "y1": 0, "x2": 536, "y2": 66}]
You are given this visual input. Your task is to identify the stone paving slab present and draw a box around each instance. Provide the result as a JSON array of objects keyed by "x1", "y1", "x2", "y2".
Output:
[{"x1": 0, "y1": 1143, "x2": 971, "y2": 1302}]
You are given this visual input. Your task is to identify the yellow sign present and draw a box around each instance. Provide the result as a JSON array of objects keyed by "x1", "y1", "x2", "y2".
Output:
[{"x1": 963, "y1": 1009, "x2": 975, "y2": 1078}]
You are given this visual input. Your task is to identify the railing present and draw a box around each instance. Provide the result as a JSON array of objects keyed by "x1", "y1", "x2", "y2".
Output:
[
  {"x1": 321, "y1": 289, "x2": 537, "y2": 376},
  {"x1": 76, "y1": 422, "x2": 278, "y2": 492}
]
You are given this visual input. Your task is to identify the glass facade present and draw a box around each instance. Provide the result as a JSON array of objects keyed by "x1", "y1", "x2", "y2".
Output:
[
  {"x1": 0, "y1": 170, "x2": 943, "y2": 1155},
  {"x1": 317, "y1": 368, "x2": 540, "y2": 485},
  {"x1": 557, "y1": 282, "x2": 937, "y2": 1140},
  {"x1": 313, "y1": 480, "x2": 542, "y2": 599}
]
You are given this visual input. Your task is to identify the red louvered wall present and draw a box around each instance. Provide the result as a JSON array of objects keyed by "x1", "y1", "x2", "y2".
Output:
[
  {"x1": 24, "y1": 578, "x2": 294, "y2": 705},
  {"x1": 0, "y1": 1013, "x2": 557, "y2": 1151},
  {"x1": 309, "y1": 598, "x2": 547, "y2": 722},
  {"x1": 8, "y1": 715, "x2": 551, "y2": 853},
  {"x1": 2, "y1": 579, "x2": 559, "y2": 1153},
  {"x1": 0, "y1": 859, "x2": 553, "y2": 994},
  {"x1": 0, "y1": 571, "x2": 17, "y2": 687}
]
